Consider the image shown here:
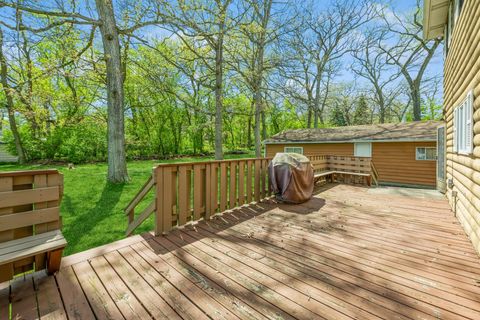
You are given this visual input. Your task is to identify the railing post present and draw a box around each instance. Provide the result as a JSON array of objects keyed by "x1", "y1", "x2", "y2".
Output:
[
  {"x1": 154, "y1": 167, "x2": 164, "y2": 236},
  {"x1": 128, "y1": 209, "x2": 134, "y2": 225},
  {"x1": 254, "y1": 159, "x2": 261, "y2": 202}
]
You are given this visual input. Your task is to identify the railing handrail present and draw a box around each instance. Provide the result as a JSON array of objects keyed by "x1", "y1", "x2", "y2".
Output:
[
  {"x1": 370, "y1": 161, "x2": 379, "y2": 186},
  {"x1": 0, "y1": 169, "x2": 59, "y2": 177},
  {"x1": 124, "y1": 174, "x2": 154, "y2": 215},
  {"x1": 154, "y1": 157, "x2": 272, "y2": 168}
]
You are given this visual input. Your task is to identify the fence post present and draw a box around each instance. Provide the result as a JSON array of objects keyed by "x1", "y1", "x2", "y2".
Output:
[{"x1": 154, "y1": 167, "x2": 163, "y2": 236}]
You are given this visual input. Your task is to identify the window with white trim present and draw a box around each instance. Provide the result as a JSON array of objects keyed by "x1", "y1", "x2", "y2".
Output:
[
  {"x1": 354, "y1": 142, "x2": 372, "y2": 157},
  {"x1": 416, "y1": 147, "x2": 436, "y2": 161},
  {"x1": 453, "y1": 90, "x2": 474, "y2": 155},
  {"x1": 284, "y1": 146, "x2": 303, "y2": 154}
]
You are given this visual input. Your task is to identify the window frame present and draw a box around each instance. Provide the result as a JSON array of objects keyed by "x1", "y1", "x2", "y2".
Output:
[
  {"x1": 416, "y1": 147, "x2": 436, "y2": 161},
  {"x1": 354, "y1": 142, "x2": 372, "y2": 158},
  {"x1": 284, "y1": 146, "x2": 304, "y2": 154},
  {"x1": 453, "y1": 90, "x2": 473, "y2": 155}
]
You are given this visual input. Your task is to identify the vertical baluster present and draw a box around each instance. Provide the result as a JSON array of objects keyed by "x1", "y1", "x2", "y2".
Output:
[
  {"x1": 178, "y1": 165, "x2": 189, "y2": 226},
  {"x1": 254, "y1": 159, "x2": 261, "y2": 202},
  {"x1": 154, "y1": 167, "x2": 164, "y2": 236},
  {"x1": 194, "y1": 164, "x2": 206, "y2": 220},
  {"x1": 210, "y1": 163, "x2": 218, "y2": 215},
  {"x1": 229, "y1": 161, "x2": 237, "y2": 209},
  {"x1": 220, "y1": 162, "x2": 227, "y2": 212},
  {"x1": 205, "y1": 164, "x2": 212, "y2": 219},
  {"x1": 246, "y1": 160, "x2": 253, "y2": 203},
  {"x1": 238, "y1": 161, "x2": 245, "y2": 205},
  {"x1": 162, "y1": 166, "x2": 174, "y2": 234}
]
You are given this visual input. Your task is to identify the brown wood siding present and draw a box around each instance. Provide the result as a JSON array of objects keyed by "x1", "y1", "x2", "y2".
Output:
[
  {"x1": 265, "y1": 143, "x2": 354, "y2": 157},
  {"x1": 372, "y1": 142, "x2": 436, "y2": 187},
  {"x1": 444, "y1": 0, "x2": 480, "y2": 254},
  {"x1": 266, "y1": 141, "x2": 436, "y2": 187}
]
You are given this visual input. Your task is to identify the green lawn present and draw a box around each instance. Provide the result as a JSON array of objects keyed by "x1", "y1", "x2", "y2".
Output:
[{"x1": 0, "y1": 153, "x2": 254, "y2": 256}]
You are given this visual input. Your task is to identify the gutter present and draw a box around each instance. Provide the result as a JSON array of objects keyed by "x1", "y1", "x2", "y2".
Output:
[{"x1": 263, "y1": 138, "x2": 437, "y2": 145}]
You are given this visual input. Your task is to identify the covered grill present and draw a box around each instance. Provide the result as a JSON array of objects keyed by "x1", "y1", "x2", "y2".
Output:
[{"x1": 269, "y1": 153, "x2": 314, "y2": 204}]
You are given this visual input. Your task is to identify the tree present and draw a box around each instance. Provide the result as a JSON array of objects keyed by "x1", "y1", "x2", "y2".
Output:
[
  {"x1": 351, "y1": 30, "x2": 402, "y2": 123},
  {"x1": 0, "y1": 28, "x2": 26, "y2": 163},
  {"x1": 157, "y1": 0, "x2": 237, "y2": 160},
  {"x1": 353, "y1": 95, "x2": 370, "y2": 125},
  {"x1": 0, "y1": 0, "x2": 161, "y2": 182},
  {"x1": 330, "y1": 104, "x2": 347, "y2": 127},
  {"x1": 378, "y1": 0, "x2": 441, "y2": 121},
  {"x1": 95, "y1": 0, "x2": 128, "y2": 182},
  {"x1": 281, "y1": 0, "x2": 374, "y2": 128}
]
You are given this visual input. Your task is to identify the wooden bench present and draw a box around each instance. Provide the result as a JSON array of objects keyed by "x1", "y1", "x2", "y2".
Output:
[
  {"x1": 314, "y1": 170, "x2": 372, "y2": 185},
  {"x1": 0, "y1": 170, "x2": 66, "y2": 283}
]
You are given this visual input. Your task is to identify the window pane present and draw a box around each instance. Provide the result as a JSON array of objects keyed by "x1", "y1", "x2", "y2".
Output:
[
  {"x1": 285, "y1": 147, "x2": 303, "y2": 154},
  {"x1": 426, "y1": 148, "x2": 436, "y2": 160},
  {"x1": 416, "y1": 148, "x2": 425, "y2": 160},
  {"x1": 354, "y1": 143, "x2": 372, "y2": 157}
]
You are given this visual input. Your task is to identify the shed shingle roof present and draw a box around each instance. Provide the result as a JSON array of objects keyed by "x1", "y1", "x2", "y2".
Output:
[{"x1": 265, "y1": 120, "x2": 442, "y2": 144}]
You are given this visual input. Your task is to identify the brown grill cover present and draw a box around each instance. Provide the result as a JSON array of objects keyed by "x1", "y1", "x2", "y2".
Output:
[{"x1": 269, "y1": 153, "x2": 314, "y2": 203}]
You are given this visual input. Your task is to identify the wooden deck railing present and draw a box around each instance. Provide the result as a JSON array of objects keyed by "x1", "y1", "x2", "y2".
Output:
[
  {"x1": 126, "y1": 155, "x2": 380, "y2": 236},
  {"x1": 126, "y1": 158, "x2": 272, "y2": 236}
]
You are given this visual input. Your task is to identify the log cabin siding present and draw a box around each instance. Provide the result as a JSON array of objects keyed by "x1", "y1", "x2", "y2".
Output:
[
  {"x1": 443, "y1": 0, "x2": 480, "y2": 254},
  {"x1": 265, "y1": 141, "x2": 436, "y2": 187},
  {"x1": 371, "y1": 142, "x2": 436, "y2": 187}
]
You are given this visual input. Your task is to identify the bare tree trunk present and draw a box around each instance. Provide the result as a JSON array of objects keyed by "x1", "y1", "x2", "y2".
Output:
[
  {"x1": 95, "y1": 0, "x2": 128, "y2": 182},
  {"x1": 253, "y1": 66, "x2": 263, "y2": 157},
  {"x1": 0, "y1": 29, "x2": 26, "y2": 163},
  {"x1": 214, "y1": 28, "x2": 225, "y2": 160},
  {"x1": 411, "y1": 85, "x2": 421, "y2": 121},
  {"x1": 313, "y1": 63, "x2": 322, "y2": 128},
  {"x1": 247, "y1": 100, "x2": 253, "y2": 148},
  {"x1": 261, "y1": 108, "x2": 267, "y2": 141}
]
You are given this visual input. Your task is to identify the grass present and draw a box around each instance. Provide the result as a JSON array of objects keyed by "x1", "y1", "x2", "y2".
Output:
[{"x1": 0, "y1": 153, "x2": 255, "y2": 256}]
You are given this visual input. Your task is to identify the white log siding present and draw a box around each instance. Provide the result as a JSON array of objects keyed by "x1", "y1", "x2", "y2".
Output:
[{"x1": 443, "y1": 0, "x2": 480, "y2": 254}]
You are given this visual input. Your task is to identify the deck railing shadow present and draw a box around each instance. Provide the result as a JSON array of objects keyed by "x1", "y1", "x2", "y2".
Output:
[
  {"x1": 125, "y1": 156, "x2": 375, "y2": 238},
  {"x1": 143, "y1": 183, "x2": 332, "y2": 257}
]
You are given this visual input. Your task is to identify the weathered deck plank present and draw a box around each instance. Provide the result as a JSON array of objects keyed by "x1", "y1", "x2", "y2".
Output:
[
  {"x1": 33, "y1": 272, "x2": 67, "y2": 320},
  {"x1": 1, "y1": 184, "x2": 480, "y2": 320},
  {"x1": 56, "y1": 266, "x2": 95, "y2": 320},
  {"x1": 10, "y1": 275, "x2": 37, "y2": 320}
]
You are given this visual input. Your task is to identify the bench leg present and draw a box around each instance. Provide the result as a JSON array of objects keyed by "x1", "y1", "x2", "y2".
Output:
[
  {"x1": 47, "y1": 249, "x2": 63, "y2": 275},
  {"x1": 0, "y1": 263, "x2": 13, "y2": 283}
]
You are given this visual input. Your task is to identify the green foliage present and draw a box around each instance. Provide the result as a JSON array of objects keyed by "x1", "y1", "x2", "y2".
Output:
[
  {"x1": 330, "y1": 103, "x2": 347, "y2": 126},
  {"x1": 353, "y1": 95, "x2": 371, "y2": 125}
]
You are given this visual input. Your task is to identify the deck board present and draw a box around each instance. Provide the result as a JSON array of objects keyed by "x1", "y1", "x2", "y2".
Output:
[
  {"x1": 1, "y1": 183, "x2": 480, "y2": 320},
  {"x1": 33, "y1": 272, "x2": 67, "y2": 320}
]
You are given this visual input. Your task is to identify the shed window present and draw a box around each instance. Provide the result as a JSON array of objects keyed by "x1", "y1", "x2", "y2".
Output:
[
  {"x1": 284, "y1": 146, "x2": 303, "y2": 154},
  {"x1": 354, "y1": 142, "x2": 372, "y2": 157},
  {"x1": 416, "y1": 147, "x2": 436, "y2": 161},
  {"x1": 453, "y1": 90, "x2": 473, "y2": 155}
]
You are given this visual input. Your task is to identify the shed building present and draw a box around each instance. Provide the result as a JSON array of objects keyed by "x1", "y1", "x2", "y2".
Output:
[{"x1": 264, "y1": 120, "x2": 442, "y2": 188}]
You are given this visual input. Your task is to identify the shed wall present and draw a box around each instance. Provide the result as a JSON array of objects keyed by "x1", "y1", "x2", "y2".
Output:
[{"x1": 265, "y1": 141, "x2": 436, "y2": 187}]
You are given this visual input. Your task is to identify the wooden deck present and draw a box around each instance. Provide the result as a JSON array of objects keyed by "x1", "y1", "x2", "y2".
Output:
[{"x1": 2, "y1": 183, "x2": 480, "y2": 320}]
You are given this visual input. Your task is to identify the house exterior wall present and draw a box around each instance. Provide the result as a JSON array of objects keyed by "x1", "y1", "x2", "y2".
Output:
[
  {"x1": 265, "y1": 143, "x2": 353, "y2": 157},
  {"x1": 265, "y1": 141, "x2": 436, "y2": 187},
  {"x1": 443, "y1": 0, "x2": 480, "y2": 253}
]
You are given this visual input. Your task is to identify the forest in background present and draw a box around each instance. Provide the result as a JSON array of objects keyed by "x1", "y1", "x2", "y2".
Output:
[{"x1": 0, "y1": 0, "x2": 442, "y2": 182}]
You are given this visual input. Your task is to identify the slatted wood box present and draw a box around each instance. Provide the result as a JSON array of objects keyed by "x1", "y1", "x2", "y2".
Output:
[{"x1": 0, "y1": 169, "x2": 65, "y2": 282}]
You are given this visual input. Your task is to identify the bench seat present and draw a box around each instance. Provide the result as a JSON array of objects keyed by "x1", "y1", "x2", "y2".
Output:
[
  {"x1": 0, "y1": 230, "x2": 66, "y2": 274},
  {"x1": 314, "y1": 170, "x2": 370, "y2": 178}
]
